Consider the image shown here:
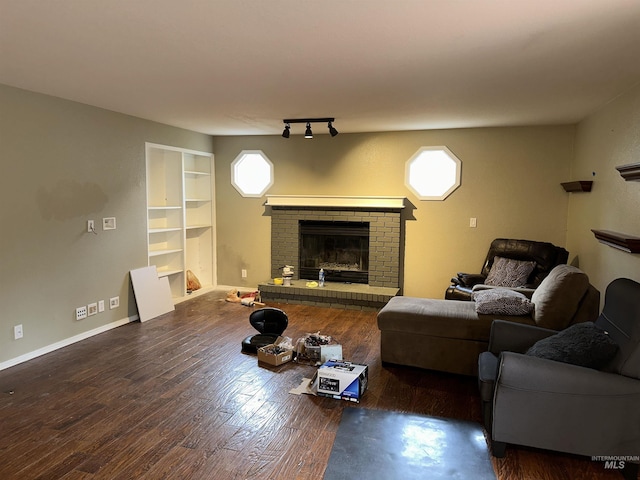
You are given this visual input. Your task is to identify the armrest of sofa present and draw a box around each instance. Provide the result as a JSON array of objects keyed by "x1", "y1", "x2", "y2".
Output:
[
  {"x1": 496, "y1": 352, "x2": 640, "y2": 395},
  {"x1": 488, "y1": 320, "x2": 557, "y2": 355},
  {"x1": 492, "y1": 352, "x2": 640, "y2": 456},
  {"x1": 454, "y1": 272, "x2": 486, "y2": 288}
]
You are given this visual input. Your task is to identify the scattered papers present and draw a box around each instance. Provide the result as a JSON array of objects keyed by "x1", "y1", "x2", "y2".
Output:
[{"x1": 289, "y1": 378, "x2": 316, "y2": 396}]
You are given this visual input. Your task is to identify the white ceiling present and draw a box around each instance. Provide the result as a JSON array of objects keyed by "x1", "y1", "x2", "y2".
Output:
[{"x1": 2, "y1": 0, "x2": 640, "y2": 136}]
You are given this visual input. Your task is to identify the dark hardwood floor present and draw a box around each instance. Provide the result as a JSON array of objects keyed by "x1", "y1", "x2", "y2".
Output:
[{"x1": 0, "y1": 290, "x2": 624, "y2": 479}]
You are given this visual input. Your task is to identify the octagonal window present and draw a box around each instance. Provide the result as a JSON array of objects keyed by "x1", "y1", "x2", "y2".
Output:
[
  {"x1": 231, "y1": 150, "x2": 274, "y2": 197},
  {"x1": 405, "y1": 146, "x2": 461, "y2": 200}
]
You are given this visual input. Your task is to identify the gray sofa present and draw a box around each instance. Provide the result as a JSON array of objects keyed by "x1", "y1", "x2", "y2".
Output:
[{"x1": 377, "y1": 265, "x2": 600, "y2": 376}]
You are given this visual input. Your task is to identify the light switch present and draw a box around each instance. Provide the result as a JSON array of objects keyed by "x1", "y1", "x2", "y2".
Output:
[
  {"x1": 103, "y1": 217, "x2": 116, "y2": 230},
  {"x1": 470, "y1": 217, "x2": 477, "y2": 228}
]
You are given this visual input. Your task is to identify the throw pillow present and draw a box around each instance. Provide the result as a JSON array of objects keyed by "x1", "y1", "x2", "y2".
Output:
[
  {"x1": 530, "y1": 264, "x2": 589, "y2": 330},
  {"x1": 525, "y1": 322, "x2": 618, "y2": 369},
  {"x1": 472, "y1": 288, "x2": 534, "y2": 315},
  {"x1": 484, "y1": 257, "x2": 536, "y2": 288}
]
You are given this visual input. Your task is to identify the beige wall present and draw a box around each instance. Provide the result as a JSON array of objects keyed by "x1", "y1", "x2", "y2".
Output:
[
  {"x1": 566, "y1": 83, "x2": 640, "y2": 299},
  {"x1": 0, "y1": 84, "x2": 212, "y2": 365},
  {"x1": 214, "y1": 126, "x2": 575, "y2": 298},
  {"x1": 8, "y1": 78, "x2": 634, "y2": 369}
]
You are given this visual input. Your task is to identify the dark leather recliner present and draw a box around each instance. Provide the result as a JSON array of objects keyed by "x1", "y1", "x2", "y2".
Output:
[
  {"x1": 445, "y1": 238, "x2": 569, "y2": 301},
  {"x1": 478, "y1": 278, "x2": 640, "y2": 480}
]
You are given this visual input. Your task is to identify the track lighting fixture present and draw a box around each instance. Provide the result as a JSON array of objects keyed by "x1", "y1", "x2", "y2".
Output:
[{"x1": 282, "y1": 118, "x2": 338, "y2": 138}]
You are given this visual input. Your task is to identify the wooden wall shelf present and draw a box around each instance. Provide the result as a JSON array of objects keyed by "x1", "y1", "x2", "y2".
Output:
[
  {"x1": 616, "y1": 163, "x2": 640, "y2": 181},
  {"x1": 561, "y1": 181, "x2": 593, "y2": 192},
  {"x1": 591, "y1": 229, "x2": 640, "y2": 253}
]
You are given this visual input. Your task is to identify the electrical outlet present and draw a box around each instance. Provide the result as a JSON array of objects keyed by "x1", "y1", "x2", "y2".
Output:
[
  {"x1": 88, "y1": 302, "x2": 98, "y2": 316},
  {"x1": 76, "y1": 306, "x2": 87, "y2": 320},
  {"x1": 109, "y1": 296, "x2": 119, "y2": 309},
  {"x1": 241, "y1": 269, "x2": 247, "y2": 278},
  {"x1": 470, "y1": 217, "x2": 477, "y2": 228},
  {"x1": 14, "y1": 324, "x2": 23, "y2": 340},
  {"x1": 98, "y1": 300, "x2": 105, "y2": 312}
]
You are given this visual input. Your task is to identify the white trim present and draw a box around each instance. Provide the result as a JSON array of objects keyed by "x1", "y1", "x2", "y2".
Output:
[
  {"x1": 231, "y1": 150, "x2": 274, "y2": 197},
  {"x1": 145, "y1": 142, "x2": 213, "y2": 158},
  {"x1": 264, "y1": 195, "x2": 405, "y2": 209},
  {"x1": 405, "y1": 146, "x2": 462, "y2": 201},
  {"x1": 0, "y1": 315, "x2": 139, "y2": 371}
]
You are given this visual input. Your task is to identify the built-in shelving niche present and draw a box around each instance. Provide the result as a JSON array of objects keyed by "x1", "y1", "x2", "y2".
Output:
[
  {"x1": 616, "y1": 163, "x2": 640, "y2": 181},
  {"x1": 561, "y1": 181, "x2": 593, "y2": 192},
  {"x1": 591, "y1": 230, "x2": 640, "y2": 253}
]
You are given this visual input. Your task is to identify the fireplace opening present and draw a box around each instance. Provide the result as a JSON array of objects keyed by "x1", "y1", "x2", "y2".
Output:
[{"x1": 299, "y1": 220, "x2": 369, "y2": 284}]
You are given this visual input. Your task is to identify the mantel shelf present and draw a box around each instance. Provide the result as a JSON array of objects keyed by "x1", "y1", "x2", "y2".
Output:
[
  {"x1": 561, "y1": 181, "x2": 593, "y2": 192},
  {"x1": 591, "y1": 229, "x2": 640, "y2": 253},
  {"x1": 616, "y1": 163, "x2": 640, "y2": 181},
  {"x1": 265, "y1": 195, "x2": 406, "y2": 209}
]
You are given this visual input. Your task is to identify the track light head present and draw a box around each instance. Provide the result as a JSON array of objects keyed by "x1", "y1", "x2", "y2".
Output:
[
  {"x1": 282, "y1": 123, "x2": 290, "y2": 138},
  {"x1": 304, "y1": 122, "x2": 313, "y2": 139},
  {"x1": 328, "y1": 122, "x2": 339, "y2": 137}
]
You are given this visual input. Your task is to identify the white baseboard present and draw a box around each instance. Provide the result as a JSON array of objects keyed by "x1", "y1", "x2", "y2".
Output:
[
  {"x1": 0, "y1": 314, "x2": 139, "y2": 371},
  {"x1": 1, "y1": 286, "x2": 253, "y2": 371}
]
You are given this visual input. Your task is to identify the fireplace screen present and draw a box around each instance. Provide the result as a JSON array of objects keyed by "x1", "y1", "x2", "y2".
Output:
[{"x1": 299, "y1": 220, "x2": 369, "y2": 284}]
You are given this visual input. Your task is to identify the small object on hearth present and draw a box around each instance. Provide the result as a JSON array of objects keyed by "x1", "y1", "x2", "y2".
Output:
[
  {"x1": 282, "y1": 265, "x2": 294, "y2": 286},
  {"x1": 319, "y1": 268, "x2": 325, "y2": 287}
]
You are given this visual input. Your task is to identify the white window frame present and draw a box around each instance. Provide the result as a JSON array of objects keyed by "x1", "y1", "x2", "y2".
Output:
[
  {"x1": 405, "y1": 146, "x2": 461, "y2": 200},
  {"x1": 231, "y1": 150, "x2": 274, "y2": 197}
]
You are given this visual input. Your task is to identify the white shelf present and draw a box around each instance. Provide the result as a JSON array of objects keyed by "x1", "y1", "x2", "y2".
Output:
[
  {"x1": 149, "y1": 248, "x2": 183, "y2": 257},
  {"x1": 184, "y1": 170, "x2": 211, "y2": 176},
  {"x1": 156, "y1": 269, "x2": 183, "y2": 278},
  {"x1": 149, "y1": 227, "x2": 182, "y2": 234},
  {"x1": 146, "y1": 143, "x2": 214, "y2": 299}
]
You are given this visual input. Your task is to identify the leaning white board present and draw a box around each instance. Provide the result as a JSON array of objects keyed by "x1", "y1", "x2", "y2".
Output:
[{"x1": 130, "y1": 266, "x2": 175, "y2": 322}]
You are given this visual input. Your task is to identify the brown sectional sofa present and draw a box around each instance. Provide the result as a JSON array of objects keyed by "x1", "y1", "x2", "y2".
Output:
[{"x1": 377, "y1": 265, "x2": 600, "y2": 376}]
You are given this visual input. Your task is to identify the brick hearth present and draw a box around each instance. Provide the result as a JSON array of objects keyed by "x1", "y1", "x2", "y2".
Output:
[{"x1": 257, "y1": 280, "x2": 398, "y2": 311}]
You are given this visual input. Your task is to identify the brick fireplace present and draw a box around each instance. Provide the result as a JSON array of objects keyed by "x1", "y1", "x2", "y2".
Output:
[{"x1": 258, "y1": 196, "x2": 405, "y2": 309}]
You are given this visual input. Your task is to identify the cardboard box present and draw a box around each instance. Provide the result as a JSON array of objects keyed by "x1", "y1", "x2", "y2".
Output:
[
  {"x1": 296, "y1": 342, "x2": 342, "y2": 365},
  {"x1": 311, "y1": 360, "x2": 368, "y2": 403},
  {"x1": 258, "y1": 337, "x2": 293, "y2": 366}
]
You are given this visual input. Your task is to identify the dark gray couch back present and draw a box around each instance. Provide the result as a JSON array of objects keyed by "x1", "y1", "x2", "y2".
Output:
[{"x1": 596, "y1": 278, "x2": 640, "y2": 379}]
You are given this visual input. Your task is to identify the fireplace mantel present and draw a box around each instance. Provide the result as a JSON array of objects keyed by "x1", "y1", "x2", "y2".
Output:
[{"x1": 265, "y1": 195, "x2": 405, "y2": 209}]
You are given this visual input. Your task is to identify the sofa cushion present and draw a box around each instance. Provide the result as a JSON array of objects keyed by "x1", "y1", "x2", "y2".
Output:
[
  {"x1": 531, "y1": 264, "x2": 589, "y2": 330},
  {"x1": 472, "y1": 288, "x2": 534, "y2": 316},
  {"x1": 485, "y1": 256, "x2": 536, "y2": 288},
  {"x1": 525, "y1": 322, "x2": 619, "y2": 369},
  {"x1": 377, "y1": 296, "x2": 535, "y2": 342}
]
